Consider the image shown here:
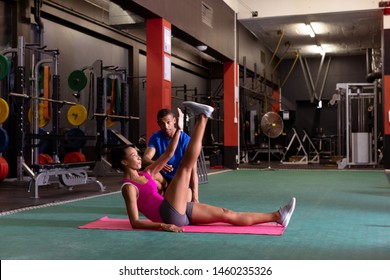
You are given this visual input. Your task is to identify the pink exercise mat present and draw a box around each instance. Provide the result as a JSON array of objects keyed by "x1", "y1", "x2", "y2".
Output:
[{"x1": 79, "y1": 216, "x2": 285, "y2": 235}]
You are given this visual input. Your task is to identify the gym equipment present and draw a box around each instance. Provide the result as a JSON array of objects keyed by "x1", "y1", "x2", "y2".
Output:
[
  {"x1": 64, "y1": 152, "x2": 86, "y2": 163},
  {"x1": 104, "y1": 129, "x2": 140, "y2": 150},
  {"x1": 67, "y1": 104, "x2": 88, "y2": 126},
  {"x1": 105, "y1": 129, "x2": 138, "y2": 151},
  {"x1": 0, "y1": 156, "x2": 9, "y2": 181},
  {"x1": 77, "y1": 61, "x2": 137, "y2": 176},
  {"x1": 0, "y1": 98, "x2": 10, "y2": 124},
  {"x1": 335, "y1": 83, "x2": 378, "y2": 168},
  {"x1": 5, "y1": 38, "x2": 105, "y2": 199},
  {"x1": 94, "y1": 112, "x2": 140, "y2": 120},
  {"x1": 29, "y1": 162, "x2": 105, "y2": 198},
  {"x1": 38, "y1": 128, "x2": 52, "y2": 154},
  {"x1": 68, "y1": 70, "x2": 88, "y2": 92},
  {"x1": 0, "y1": 127, "x2": 9, "y2": 153},
  {"x1": 43, "y1": 65, "x2": 51, "y2": 120},
  {"x1": 281, "y1": 128, "x2": 309, "y2": 164},
  {"x1": 299, "y1": 129, "x2": 320, "y2": 164},
  {"x1": 107, "y1": 129, "x2": 121, "y2": 146},
  {"x1": 93, "y1": 128, "x2": 138, "y2": 176},
  {"x1": 28, "y1": 103, "x2": 49, "y2": 128},
  {"x1": 38, "y1": 153, "x2": 54, "y2": 165},
  {"x1": 106, "y1": 113, "x2": 115, "y2": 128},
  {"x1": 64, "y1": 127, "x2": 87, "y2": 150},
  {"x1": 260, "y1": 111, "x2": 284, "y2": 169},
  {"x1": 10, "y1": 92, "x2": 77, "y2": 106},
  {"x1": 9, "y1": 36, "x2": 27, "y2": 182},
  {"x1": 93, "y1": 66, "x2": 133, "y2": 175},
  {"x1": 31, "y1": 58, "x2": 54, "y2": 166},
  {"x1": 79, "y1": 216, "x2": 286, "y2": 236},
  {"x1": 0, "y1": 54, "x2": 10, "y2": 80},
  {"x1": 95, "y1": 111, "x2": 140, "y2": 136},
  {"x1": 107, "y1": 78, "x2": 116, "y2": 127},
  {"x1": 197, "y1": 149, "x2": 208, "y2": 184}
]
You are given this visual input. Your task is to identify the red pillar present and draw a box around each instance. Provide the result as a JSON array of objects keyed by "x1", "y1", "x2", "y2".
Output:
[
  {"x1": 146, "y1": 18, "x2": 172, "y2": 141},
  {"x1": 384, "y1": 35, "x2": 390, "y2": 169},
  {"x1": 383, "y1": 7, "x2": 390, "y2": 179},
  {"x1": 223, "y1": 61, "x2": 239, "y2": 168}
]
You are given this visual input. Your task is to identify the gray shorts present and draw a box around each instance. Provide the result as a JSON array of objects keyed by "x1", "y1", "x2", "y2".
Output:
[{"x1": 159, "y1": 199, "x2": 194, "y2": 227}]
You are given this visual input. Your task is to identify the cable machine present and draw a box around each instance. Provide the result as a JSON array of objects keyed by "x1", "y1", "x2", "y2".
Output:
[{"x1": 335, "y1": 83, "x2": 378, "y2": 168}]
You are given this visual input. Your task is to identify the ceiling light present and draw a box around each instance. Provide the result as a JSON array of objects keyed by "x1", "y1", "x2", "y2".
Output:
[
  {"x1": 316, "y1": 45, "x2": 326, "y2": 56},
  {"x1": 321, "y1": 44, "x2": 333, "y2": 53},
  {"x1": 309, "y1": 22, "x2": 327, "y2": 35},
  {"x1": 196, "y1": 45, "x2": 208, "y2": 52},
  {"x1": 306, "y1": 23, "x2": 316, "y2": 38}
]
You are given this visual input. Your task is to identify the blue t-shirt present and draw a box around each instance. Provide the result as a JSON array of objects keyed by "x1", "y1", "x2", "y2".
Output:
[{"x1": 148, "y1": 130, "x2": 191, "y2": 181}]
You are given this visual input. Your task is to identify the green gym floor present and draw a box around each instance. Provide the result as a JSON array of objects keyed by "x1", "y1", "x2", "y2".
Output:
[{"x1": 1, "y1": 165, "x2": 389, "y2": 260}]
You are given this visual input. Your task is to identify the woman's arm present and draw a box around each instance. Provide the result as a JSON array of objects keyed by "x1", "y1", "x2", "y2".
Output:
[
  {"x1": 121, "y1": 184, "x2": 183, "y2": 232},
  {"x1": 145, "y1": 108, "x2": 183, "y2": 177}
]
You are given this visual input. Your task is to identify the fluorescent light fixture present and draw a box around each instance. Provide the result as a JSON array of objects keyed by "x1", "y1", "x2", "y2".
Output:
[
  {"x1": 316, "y1": 45, "x2": 325, "y2": 56},
  {"x1": 309, "y1": 22, "x2": 327, "y2": 35},
  {"x1": 306, "y1": 23, "x2": 315, "y2": 38},
  {"x1": 196, "y1": 45, "x2": 208, "y2": 51},
  {"x1": 321, "y1": 44, "x2": 333, "y2": 53}
]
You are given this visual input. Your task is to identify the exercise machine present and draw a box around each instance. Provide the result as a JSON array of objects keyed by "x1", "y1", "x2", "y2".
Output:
[{"x1": 4, "y1": 36, "x2": 105, "y2": 198}]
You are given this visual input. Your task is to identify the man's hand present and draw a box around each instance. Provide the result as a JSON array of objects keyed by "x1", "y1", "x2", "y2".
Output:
[{"x1": 162, "y1": 164, "x2": 173, "y2": 173}]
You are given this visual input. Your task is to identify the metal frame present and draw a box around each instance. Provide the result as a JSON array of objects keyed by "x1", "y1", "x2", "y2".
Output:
[
  {"x1": 3, "y1": 36, "x2": 106, "y2": 197},
  {"x1": 281, "y1": 128, "x2": 309, "y2": 164},
  {"x1": 336, "y1": 83, "x2": 378, "y2": 167},
  {"x1": 301, "y1": 129, "x2": 320, "y2": 163}
]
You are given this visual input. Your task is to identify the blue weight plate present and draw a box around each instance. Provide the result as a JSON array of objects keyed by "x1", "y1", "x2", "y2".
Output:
[{"x1": 0, "y1": 127, "x2": 9, "y2": 153}]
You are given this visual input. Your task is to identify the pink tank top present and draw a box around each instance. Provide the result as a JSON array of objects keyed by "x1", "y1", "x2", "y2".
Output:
[{"x1": 122, "y1": 171, "x2": 163, "y2": 222}]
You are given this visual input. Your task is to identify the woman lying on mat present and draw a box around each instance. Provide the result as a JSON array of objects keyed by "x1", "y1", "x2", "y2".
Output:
[{"x1": 110, "y1": 101, "x2": 296, "y2": 233}]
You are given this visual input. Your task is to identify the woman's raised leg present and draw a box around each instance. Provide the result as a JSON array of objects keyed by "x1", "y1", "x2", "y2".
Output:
[{"x1": 164, "y1": 102, "x2": 214, "y2": 214}]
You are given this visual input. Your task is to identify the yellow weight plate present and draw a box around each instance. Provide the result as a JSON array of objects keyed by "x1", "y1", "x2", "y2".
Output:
[
  {"x1": 67, "y1": 104, "x2": 88, "y2": 126},
  {"x1": 0, "y1": 98, "x2": 9, "y2": 124},
  {"x1": 106, "y1": 109, "x2": 116, "y2": 128},
  {"x1": 28, "y1": 104, "x2": 50, "y2": 128}
]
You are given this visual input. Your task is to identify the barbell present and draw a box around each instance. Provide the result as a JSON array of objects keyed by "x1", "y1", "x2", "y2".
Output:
[
  {"x1": 10, "y1": 92, "x2": 89, "y2": 127},
  {"x1": 9, "y1": 92, "x2": 77, "y2": 106},
  {"x1": 94, "y1": 113, "x2": 140, "y2": 120}
]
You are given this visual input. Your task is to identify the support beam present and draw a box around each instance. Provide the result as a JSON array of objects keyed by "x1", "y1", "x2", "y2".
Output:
[
  {"x1": 230, "y1": 0, "x2": 382, "y2": 19},
  {"x1": 146, "y1": 18, "x2": 172, "y2": 141},
  {"x1": 223, "y1": 61, "x2": 239, "y2": 169},
  {"x1": 382, "y1": 8, "x2": 390, "y2": 181}
]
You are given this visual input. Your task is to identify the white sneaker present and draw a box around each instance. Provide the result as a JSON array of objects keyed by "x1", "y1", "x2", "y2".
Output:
[
  {"x1": 183, "y1": 101, "x2": 214, "y2": 118},
  {"x1": 276, "y1": 197, "x2": 296, "y2": 228}
]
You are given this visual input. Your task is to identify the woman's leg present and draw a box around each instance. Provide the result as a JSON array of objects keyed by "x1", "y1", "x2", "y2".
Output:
[
  {"x1": 191, "y1": 197, "x2": 296, "y2": 227},
  {"x1": 164, "y1": 102, "x2": 213, "y2": 214},
  {"x1": 191, "y1": 203, "x2": 279, "y2": 226}
]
